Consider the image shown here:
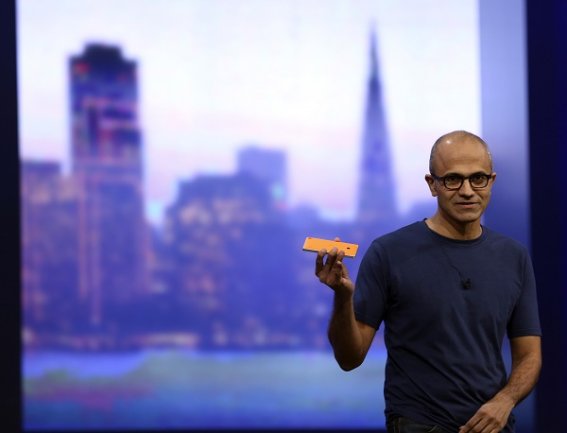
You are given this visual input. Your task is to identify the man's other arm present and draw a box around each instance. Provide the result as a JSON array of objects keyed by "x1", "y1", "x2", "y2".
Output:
[{"x1": 459, "y1": 335, "x2": 542, "y2": 433}]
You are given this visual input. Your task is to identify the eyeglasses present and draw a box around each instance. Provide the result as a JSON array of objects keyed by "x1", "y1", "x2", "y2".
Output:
[{"x1": 430, "y1": 172, "x2": 493, "y2": 190}]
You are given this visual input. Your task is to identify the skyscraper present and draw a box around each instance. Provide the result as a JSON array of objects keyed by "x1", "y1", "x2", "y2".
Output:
[
  {"x1": 70, "y1": 44, "x2": 148, "y2": 326},
  {"x1": 357, "y1": 29, "x2": 397, "y2": 226},
  {"x1": 237, "y1": 145, "x2": 287, "y2": 210},
  {"x1": 21, "y1": 161, "x2": 79, "y2": 333}
]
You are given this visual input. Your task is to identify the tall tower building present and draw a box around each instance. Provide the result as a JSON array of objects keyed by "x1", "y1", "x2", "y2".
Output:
[
  {"x1": 357, "y1": 29, "x2": 397, "y2": 226},
  {"x1": 70, "y1": 44, "x2": 148, "y2": 326}
]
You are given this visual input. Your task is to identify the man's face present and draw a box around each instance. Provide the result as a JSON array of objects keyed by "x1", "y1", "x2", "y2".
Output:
[{"x1": 425, "y1": 137, "x2": 496, "y2": 227}]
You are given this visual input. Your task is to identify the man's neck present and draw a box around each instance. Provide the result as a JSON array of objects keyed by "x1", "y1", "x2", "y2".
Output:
[{"x1": 425, "y1": 215, "x2": 482, "y2": 240}]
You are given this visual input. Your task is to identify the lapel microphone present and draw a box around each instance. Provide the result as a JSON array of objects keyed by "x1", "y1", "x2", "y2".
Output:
[{"x1": 461, "y1": 278, "x2": 472, "y2": 290}]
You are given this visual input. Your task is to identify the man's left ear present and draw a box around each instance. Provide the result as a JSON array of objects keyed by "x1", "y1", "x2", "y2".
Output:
[{"x1": 425, "y1": 174, "x2": 437, "y2": 197}]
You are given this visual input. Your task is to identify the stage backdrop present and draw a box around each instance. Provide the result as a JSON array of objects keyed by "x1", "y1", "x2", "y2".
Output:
[{"x1": 18, "y1": 0, "x2": 531, "y2": 430}]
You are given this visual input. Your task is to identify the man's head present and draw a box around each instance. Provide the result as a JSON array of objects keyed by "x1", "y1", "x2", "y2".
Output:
[
  {"x1": 425, "y1": 130, "x2": 496, "y2": 228},
  {"x1": 428, "y1": 130, "x2": 493, "y2": 174}
]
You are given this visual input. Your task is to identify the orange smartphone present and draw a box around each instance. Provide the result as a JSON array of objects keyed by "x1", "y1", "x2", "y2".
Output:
[{"x1": 302, "y1": 237, "x2": 359, "y2": 258}]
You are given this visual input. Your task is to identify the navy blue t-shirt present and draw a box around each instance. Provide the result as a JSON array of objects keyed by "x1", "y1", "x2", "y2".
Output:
[{"x1": 354, "y1": 221, "x2": 541, "y2": 432}]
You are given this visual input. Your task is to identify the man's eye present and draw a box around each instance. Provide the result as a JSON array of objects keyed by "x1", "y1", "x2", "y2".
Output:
[
  {"x1": 445, "y1": 175, "x2": 461, "y2": 183},
  {"x1": 470, "y1": 174, "x2": 487, "y2": 185}
]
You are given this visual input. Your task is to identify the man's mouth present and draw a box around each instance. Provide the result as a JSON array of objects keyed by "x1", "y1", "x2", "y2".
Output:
[{"x1": 456, "y1": 202, "x2": 477, "y2": 208}]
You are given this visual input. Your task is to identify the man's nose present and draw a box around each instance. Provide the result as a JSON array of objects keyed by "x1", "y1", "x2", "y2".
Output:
[{"x1": 458, "y1": 179, "x2": 475, "y2": 196}]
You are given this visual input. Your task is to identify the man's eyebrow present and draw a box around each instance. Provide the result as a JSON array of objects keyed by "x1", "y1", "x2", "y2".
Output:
[
  {"x1": 441, "y1": 171, "x2": 490, "y2": 176},
  {"x1": 437, "y1": 172, "x2": 464, "y2": 177}
]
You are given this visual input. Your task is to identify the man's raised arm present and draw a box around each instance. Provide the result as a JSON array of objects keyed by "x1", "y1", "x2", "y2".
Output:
[{"x1": 315, "y1": 245, "x2": 376, "y2": 371}]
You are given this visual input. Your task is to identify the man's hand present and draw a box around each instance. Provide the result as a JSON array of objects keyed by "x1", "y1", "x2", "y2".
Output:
[
  {"x1": 459, "y1": 394, "x2": 514, "y2": 433},
  {"x1": 315, "y1": 237, "x2": 354, "y2": 297}
]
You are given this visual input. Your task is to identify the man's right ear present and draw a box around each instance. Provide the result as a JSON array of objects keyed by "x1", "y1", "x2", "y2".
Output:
[{"x1": 425, "y1": 174, "x2": 438, "y2": 197}]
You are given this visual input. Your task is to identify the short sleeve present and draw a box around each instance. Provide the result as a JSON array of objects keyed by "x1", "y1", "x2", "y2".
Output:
[
  {"x1": 507, "y1": 251, "x2": 542, "y2": 338},
  {"x1": 354, "y1": 241, "x2": 389, "y2": 330}
]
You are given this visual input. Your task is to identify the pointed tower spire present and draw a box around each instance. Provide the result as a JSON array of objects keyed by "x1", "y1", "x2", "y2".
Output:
[
  {"x1": 357, "y1": 26, "x2": 397, "y2": 226},
  {"x1": 369, "y1": 26, "x2": 379, "y2": 81}
]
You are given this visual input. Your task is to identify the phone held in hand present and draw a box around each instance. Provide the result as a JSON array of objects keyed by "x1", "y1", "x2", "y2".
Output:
[{"x1": 302, "y1": 237, "x2": 359, "y2": 258}]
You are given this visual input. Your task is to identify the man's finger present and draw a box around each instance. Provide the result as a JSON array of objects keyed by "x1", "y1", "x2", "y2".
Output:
[
  {"x1": 325, "y1": 247, "x2": 339, "y2": 269},
  {"x1": 315, "y1": 249, "x2": 327, "y2": 276},
  {"x1": 460, "y1": 413, "x2": 487, "y2": 433},
  {"x1": 333, "y1": 251, "x2": 345, "y2": 271}
]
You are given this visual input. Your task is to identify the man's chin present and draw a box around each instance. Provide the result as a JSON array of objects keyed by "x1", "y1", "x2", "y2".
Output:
[
  {"x1": 448, "y1": 210, "x2": 483, "y2": 224},
  {"x1": 456, "y1": 214, "x2": 482, "y2": 224}
]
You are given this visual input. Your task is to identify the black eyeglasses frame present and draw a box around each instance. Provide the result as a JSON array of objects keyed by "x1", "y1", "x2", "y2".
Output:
[{"x1": 429, "y1": 172, "x2": 494, "y2": 190}]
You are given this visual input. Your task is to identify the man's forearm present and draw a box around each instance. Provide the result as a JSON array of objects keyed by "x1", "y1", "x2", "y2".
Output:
[
  {"x1": 327, "y1": 293, "x2": 364, "y2": 371},
  {"x1": 496, "y1": 345, "x2": 542, "y2": 406}
]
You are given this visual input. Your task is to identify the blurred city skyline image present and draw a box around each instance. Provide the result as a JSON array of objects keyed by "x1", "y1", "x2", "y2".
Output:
[
  {"x1": 19, "y1": 0, "x2": 533, "y2": 431},
  {"x1": 18, "y1": 0, "x2": 481, "y2": 223}
]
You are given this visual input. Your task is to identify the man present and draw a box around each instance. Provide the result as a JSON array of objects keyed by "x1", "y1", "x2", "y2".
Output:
[{"x1": 315, "y1": 131, "x2": 541, "y2": 433}]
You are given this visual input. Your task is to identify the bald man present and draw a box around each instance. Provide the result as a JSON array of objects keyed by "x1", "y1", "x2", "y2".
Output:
[{"x1": 316, "y1": 131, "x2": 541, "y2": 433}]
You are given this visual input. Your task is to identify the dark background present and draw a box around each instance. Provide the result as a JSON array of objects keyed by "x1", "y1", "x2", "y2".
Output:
[
  {"x1": 2, "y1": 0, "x2": 566, "y2": 432},
  {"x1": 527, "y1": 1, "x2": 567, "y2": 430}
]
